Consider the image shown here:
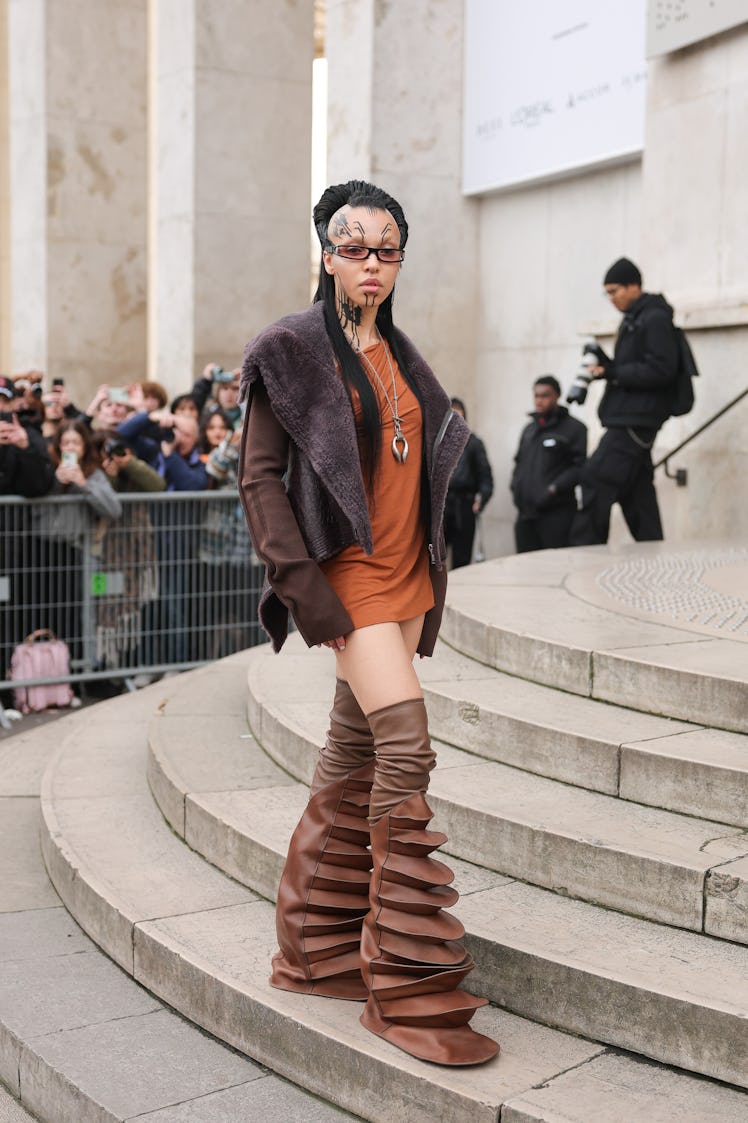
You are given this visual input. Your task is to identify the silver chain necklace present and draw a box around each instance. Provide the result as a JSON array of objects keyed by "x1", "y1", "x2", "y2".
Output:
[{"x1": 355, "y1": 331, "x2": 409, "y2": 463}]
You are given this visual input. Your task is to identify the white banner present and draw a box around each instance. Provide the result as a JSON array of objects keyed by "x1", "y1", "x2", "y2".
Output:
[
  {"x1": 463, "y1": 0, "x2": 647, "y2": 195},
  {"x1": 647, "y1": 0, "x2": 747, "y2": 57}
]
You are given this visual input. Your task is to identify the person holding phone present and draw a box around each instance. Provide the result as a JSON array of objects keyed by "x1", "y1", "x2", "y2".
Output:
[
  {"x1": 28, "y1": 421, "x2": 122, "y2": 673},
  {"x1": 0, "y1": 376, "x2": 55, "y2": 498}
]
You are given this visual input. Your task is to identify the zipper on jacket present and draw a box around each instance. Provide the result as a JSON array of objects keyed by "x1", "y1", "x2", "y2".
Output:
[
  {"x1": 432, "y1": 408, "x2": 453, "y2": 464},
  {"x1": 426, "y1": 408, "x2": 455, "y2": 570}
]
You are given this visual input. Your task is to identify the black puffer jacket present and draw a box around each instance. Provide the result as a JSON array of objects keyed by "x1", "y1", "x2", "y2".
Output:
[
  {"x1": 511, "y1": 407, "x2": 587, "y2": 516},
  {"x1": 599, "y1": 293, "x2": 679, "y2": 430}
]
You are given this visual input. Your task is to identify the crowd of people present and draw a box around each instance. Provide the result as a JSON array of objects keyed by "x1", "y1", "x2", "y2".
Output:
[{"x1": 0, "y1": 364, "x2": 260, "y2": 694}]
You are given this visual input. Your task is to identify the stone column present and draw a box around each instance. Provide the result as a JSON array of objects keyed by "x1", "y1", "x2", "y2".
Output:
[
  {"x1": 325, "y1": 0, "x2": 479, "y2": 405},
  {"x1": 149, "y1": 0, "x2": 314, "y2": 389},
  {"x1": 0, "y1": 0, "x2": 11, "y2": 372},
  {"x1": 6, "y1": 0, "x2": 148, "y2": 394}
]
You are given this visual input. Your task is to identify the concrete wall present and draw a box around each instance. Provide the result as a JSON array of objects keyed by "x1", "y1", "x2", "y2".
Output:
[
  {"x1": 6, "y1": 0, "x2": 148, "y2": 392},
  {"x1": 150, "y1": 0, "x2": 314, "y2": 391},
  {"x1": 475, "y1": 162, "x2": 643, "y2": 555},
  {"x1": 326, "y1": 0, "x2": 479, "y2": 407},
  {"x1": 0, "y1": 0, "x2": 9, "y2": 372},
  {"x1": 473, "y1": 22, "x2": 748, "y2": 556}
]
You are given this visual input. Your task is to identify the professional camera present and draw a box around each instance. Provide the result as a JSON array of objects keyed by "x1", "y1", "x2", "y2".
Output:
[
  {"x1": 103, "y1": 437, "x2": 128, "y2": 458},
  {"x1": 566, "y1": 341, "x2": 610, "y2": 406},
  {"x1": 211, "y1": 365, "x2": 235, "y2": 384},
  {"x1": 566, "y1": 353, "x2": 598, "y2": 406}
]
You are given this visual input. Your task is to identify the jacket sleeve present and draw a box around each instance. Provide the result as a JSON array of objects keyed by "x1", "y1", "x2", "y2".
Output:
[
  {"x1": 191, "y1": 376, "x2": 213, "y2": 413},
  {"x1": 121, "y1": 455, "x2": 167, "y2": 492},
  {"x1": 612, "y1": 313, "x2": 679, "y2": 391},
  {"x1": 472, "y1": 436, "x2": 494, "y2": 509},
  {"x1": 10, "y1": 427, "x2": 55, "y2": 498},
  {"x1": 163, "y1": 452, "x2": 209, "y2": 491},
  {"x1": 79, "y1": 469, "x2": 123, "y2": 519},
  {"x1": 239, "y1": 380, "x2": 353, "y2": 648},
  {"x1": 550, "y1": 422, "x2": 587, "y2": 495}
]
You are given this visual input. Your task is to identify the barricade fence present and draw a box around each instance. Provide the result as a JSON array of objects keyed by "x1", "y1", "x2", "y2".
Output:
[{"x1": 0, "y1": 491, "x2": 265, "y2": 706}]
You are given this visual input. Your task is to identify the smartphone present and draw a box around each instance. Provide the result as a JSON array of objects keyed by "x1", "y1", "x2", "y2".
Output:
[
  {"x1": 61, "y1": 450, "x2": 78, "y2": 467},
  {"x1": 108, "y1": 387, "x2": 129, "y2": 403},
  {"x1": 52, "y1": 377, "x2": 65, "y2": 388}
]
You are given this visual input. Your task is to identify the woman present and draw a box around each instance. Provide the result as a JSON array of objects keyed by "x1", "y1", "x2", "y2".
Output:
[
  {"x1": 92, "y1": 431, "x2": 164, "y2": 673},
  {"x1": 198, "y1": 408, "x2": 232, "y2": 460},
  {"x1": 197, "y1": 418, "x2": 260, "y2": 658},
  {"x1": 239, "y1": 181, "x2": 498, "y2": 1066},
  {"x1": 31, "y1": 420, "x2": 122, "y2": 671}
]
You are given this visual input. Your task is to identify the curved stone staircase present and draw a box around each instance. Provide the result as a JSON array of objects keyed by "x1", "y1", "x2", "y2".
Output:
[{"x1": 7, "y1": 544, "x2": 748, "y2": 1121}]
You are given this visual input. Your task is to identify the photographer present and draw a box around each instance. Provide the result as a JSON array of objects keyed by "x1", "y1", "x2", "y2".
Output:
[
  {"x1": 570, "y1": 257, "x2": 679, "y2": 545},
  {"x1": 116, "y1": 406, "x2": 178, "y2": 470},
  {"x1": 96, "y1": 433, "x2": 166, "y2": 494},
  {"x1": 0, "y1": 376, "x2": 55, "y2": 497},
  {"x1": 192, "y1": 362, "x2": 243, "y2": 429},
  {"x1": 511, "y1": 376, "x2": 587, "y2": 553}
]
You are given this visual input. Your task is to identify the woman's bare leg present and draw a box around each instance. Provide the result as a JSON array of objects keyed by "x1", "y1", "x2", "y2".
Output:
[{"x1": 333, "y1": 615, "x2": 424, "y2": 713}]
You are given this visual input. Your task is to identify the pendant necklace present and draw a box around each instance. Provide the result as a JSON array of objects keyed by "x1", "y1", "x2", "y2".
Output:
[{"x1": 355, "y1": 331, "x2": 409, "y2": 463}]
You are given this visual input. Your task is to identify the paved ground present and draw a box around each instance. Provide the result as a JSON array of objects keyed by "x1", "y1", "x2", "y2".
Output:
[{"x1": 0, "y1": 1085, "x2": 36, "y2": 1122}]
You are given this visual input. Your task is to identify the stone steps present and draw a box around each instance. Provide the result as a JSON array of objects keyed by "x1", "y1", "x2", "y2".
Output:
[
  {"x1": 0, "y1": 697, "x2": 353, "y2": 1123},
  {"x1": 421, "y1": 642, "x2": 748, "y2": 829},
  {"x1": 35, "y1": 662, "x2": 748, "y2": 1119},
  {"x1": 441, "y1": 549, "x2": 748, "y2": 733},
  {"x1": 244, "y1": 639, "x2": 748, "y2": 942},
  {"x1": 144, "y1": 660, "x2": 748, "y2": 1090}
]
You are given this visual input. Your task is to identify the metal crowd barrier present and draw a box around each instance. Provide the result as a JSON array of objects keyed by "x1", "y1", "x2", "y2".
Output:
[{"x1": 0, "y1": 491, "x2": 265, "y2": 724}]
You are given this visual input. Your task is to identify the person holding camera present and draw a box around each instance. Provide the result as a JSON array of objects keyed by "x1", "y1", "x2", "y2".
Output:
[
  {"x1": 569, "y1": 257, "x2": 679, "y2": 545},
  {"x1": 511, "y1": 376, "x2": 587, "y2": 553},
  {"x1": 0, "y1": 376, "x2": 55, "y2": 497},
  {"x1": 192, "y1": 363, "x2": 243, "y2": 429},
  {"x1": 97, "y1": 433, "x2": 166, "y2": 494}
]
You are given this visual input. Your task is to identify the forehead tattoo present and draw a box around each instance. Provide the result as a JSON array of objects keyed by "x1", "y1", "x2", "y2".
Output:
[
  {"x1": 330, "y1": 208, "x2": 397, "y2": 245},
  {"x1": 331, "y1": 211, "x2": 353, "y2": 239}
]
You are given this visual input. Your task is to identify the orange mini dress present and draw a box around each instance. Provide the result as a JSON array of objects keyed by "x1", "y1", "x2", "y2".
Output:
[{"x1": 320, "y1": 339, "x2": 434, "y2": 629}]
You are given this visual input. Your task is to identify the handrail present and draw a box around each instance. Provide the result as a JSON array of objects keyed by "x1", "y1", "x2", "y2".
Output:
[{"x1": 654, "y1": 386, "x2": 748, "y2": 478}]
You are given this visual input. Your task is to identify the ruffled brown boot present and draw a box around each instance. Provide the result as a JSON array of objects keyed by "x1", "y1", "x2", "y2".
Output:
[
  {"x1": 270, "y1": 680, "x2": 375, "y2": 1000},
  {"x1": 360, "y1": 700, "x2": 499, "y2": 1065}
]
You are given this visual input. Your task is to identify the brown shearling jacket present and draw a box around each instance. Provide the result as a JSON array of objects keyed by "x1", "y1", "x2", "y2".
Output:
[{"x1": 238, "y1": 303, "x2": 468, "y2": 655}]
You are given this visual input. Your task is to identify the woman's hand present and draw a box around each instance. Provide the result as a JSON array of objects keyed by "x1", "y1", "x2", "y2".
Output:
[
  {"x1": 319, "y1": 636, "x2": 346, "y2": 651},
  {"x1": 149, "y1": 408, "x2": 177, "y2": 427},
  {"x1": 56, "y1": 463, "x2": 85, "y2": 487}
]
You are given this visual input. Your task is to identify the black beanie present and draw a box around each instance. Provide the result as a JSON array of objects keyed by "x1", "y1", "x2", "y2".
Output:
[{"x1": 604, "y1": 257, "x2": 642, "y2": 286}]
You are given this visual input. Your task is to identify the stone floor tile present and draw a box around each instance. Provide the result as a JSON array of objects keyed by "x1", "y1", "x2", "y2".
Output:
[
  {"x1": 133, "y1": 1074, "x2": 358, "y2": 1121},
  {"x1": 1, "y1": 950, "x2": 159, "y2": 1039},
  {"x1": 0, "y1": 1085, "x2": 37, "y2": 1122},
  {"x1": 22, "y1": 1008, "x2": 263, "y2": 1122},
  {"x1": 502, "y1": 1050, "x2": 748, "y2": 1122},
  {"x1": 0, "y1": 802, "x2": 59, "y2": 913}
]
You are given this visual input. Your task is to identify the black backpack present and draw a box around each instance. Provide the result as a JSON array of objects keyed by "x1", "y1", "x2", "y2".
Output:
[{"x1": 669, "y1": 327, "x2": 699, "y2": 416}]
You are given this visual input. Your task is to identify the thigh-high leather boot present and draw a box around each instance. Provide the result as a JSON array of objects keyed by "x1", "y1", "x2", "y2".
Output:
[
  {"x1": 360, "y1": 698, "x2": 499, "y2": 1065},
  {"x1": 270, "y1": 680, "x2": 375, "y2": 1000}
]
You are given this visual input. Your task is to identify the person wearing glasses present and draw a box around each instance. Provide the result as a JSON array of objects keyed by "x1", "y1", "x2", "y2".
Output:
[
  {"x1": 570, "y1": 257, "x2": 679, "y2": 544},
  {"x1": 239, "y1": 180, "x2": 498, "y2": 1067}
]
